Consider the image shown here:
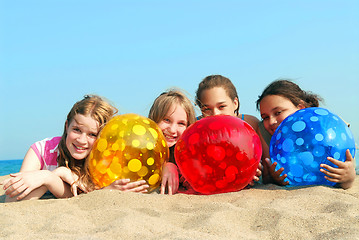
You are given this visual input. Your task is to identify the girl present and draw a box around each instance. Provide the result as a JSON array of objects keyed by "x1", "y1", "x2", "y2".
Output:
[
  {"x1": 257, "y1": 79, "x2": 356, "y2": 189},
  {"x1": 195, "y1": 74, "x2": 262, "y2": 184},
  {"x1": 148, "y1": 89, "x2": 196, "y2": 195},
  {"x1": 2, "y1": 95, "x2": 148, "y2": 202}
]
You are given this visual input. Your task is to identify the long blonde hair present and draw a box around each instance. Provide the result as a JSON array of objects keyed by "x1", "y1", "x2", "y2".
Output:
[
  {"x1": 58, "y1": 95, "x2": 118, "y2": 191},
  {"x1": 148, "y1": 89, "x2": 196, "y2": 127}
]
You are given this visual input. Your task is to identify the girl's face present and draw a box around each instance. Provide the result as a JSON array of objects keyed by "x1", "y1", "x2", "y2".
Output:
[
  {"x1": 260, "y1": 95, "x2": 304, "y2": 135},
  {"x1": 158, "y1": 103, "x2": 188, "y2": 148},
  {"x1": 66, "y1": 114, "x2": 100, "y2": 160},
  {"x1": 199, "y1": 87, "x2": 239, "y2": 117}
]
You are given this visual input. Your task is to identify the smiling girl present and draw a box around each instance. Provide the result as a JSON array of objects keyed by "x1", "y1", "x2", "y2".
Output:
[
  {"x1": 148, "y1": 89, "x2": 196, "y2": 194},
  {"x1": 2, "y1": 95, "x2": 148, "y2": 202},
  {"x1": 257, "y1": 79, "x2": 356, "y2": 189}
]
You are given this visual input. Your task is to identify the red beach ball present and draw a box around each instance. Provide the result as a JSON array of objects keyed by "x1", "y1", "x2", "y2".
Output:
[{"x1": 175, "y1": 115, "x2": 262, "y2": 194}]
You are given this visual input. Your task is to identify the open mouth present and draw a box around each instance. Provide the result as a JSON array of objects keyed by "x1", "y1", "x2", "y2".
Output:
[{"x1": 73, "y1": 144, "x2": 87, "y2": 151}]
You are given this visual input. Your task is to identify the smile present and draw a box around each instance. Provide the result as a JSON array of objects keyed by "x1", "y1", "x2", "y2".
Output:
[{"x1": 73, "y1": 144, "x2": 87, "y2": 151}]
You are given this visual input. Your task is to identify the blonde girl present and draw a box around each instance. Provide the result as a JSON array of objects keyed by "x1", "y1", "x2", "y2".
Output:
[{"x1": 149, "y1": 89, "x2": 196, "y2": 195}]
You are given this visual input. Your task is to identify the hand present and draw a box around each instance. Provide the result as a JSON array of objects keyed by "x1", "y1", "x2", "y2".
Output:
[
  {"x1": 1, "y1": 170, "x2": 51, "y2": 200},
  {"x1": 263, "y1": 158, "x2": 289, "y2": 186},
  {"x1": 320, "y1": 149, "x2": 356, "y2": 189},
  {"x1": 52, "y1": 167, "x2": 87, "y2": 196},
  {"x1": 105, "y1": 179, "x2": 149, "y2": 193},
  {"x1": 248, "y1": 162, "x2": 263, "y2": 186},
  {"x1": 160, "y1": 162, "x2": 179, "y2": 195}
]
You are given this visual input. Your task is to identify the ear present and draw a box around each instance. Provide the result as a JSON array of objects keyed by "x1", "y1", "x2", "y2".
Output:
[
  {"x1": 297, "y1": 101, "x2": 306, "y2": 110},
  {"x1": 234, "y1": 97, "x2": 240, "y2": 110}
]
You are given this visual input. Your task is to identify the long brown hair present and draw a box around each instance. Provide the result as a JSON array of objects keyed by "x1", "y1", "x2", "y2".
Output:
[{"x1": 58, "y1": 95, "x2": 118, "y2": 191}]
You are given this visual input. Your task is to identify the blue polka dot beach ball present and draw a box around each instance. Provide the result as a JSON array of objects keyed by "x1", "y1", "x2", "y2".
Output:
[{"x1": 269, "y1": 107, "x2": 356, "y2": 186}]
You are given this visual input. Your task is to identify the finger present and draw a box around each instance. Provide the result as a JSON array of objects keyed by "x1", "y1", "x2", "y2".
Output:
[
  {"x1": 320, "y1": 168, "x2": 341, "y2": 179},
  {"x1": 320, "y1": 164, "x2": 338, "y2": 173},
  {"x1": 126, "y1": 184, "x2": 149, "y2": 192},
  {"x1": 8, "y1": 183, "x2": 27, "y2": 198},
  {"x1": 71, "y1": 184, "x2": 78, "y2": 196},
  {"x1": 168, "y1": 184, "x2": 173, "y2": 195},
  {"x1": 263, "y1": 158, "x2": 271, "y2": 169},
  {"x1": 16, "y1": 188, "x2": 33, "y2": 200},
  {"x1": 114, "y1": 178, "x2": 131, "y2": 185},
  {"x1": 273, "y1": 168, "x2": 285, "y2": 178},
  {"x1": 160, "y1": 180, "x2": 166, "y2": 194},
  {"x1": 269, "y1": 161, "x2": 278, "y2": 172},
  {"x1": 345, "y1": 149, "x2": 354, "y2": 162},
  {"x1": 3, "y1": 176, "x2": 23, "y2": 190},
  {"x1": 9, "y1": 172, "x2": 22, "y2": 177},
  {"x1": 324, "y1": 175, "x2": 340, "y2": 183},
  {"x1": 326, "y1": 157, "x2": 344, "y2": 167}
]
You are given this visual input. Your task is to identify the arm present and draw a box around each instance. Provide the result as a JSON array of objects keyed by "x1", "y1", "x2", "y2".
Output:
[
  {"x1": 1, "y1": 170, "x2": 73, "y2": 201},
  {"x1": 20, "y1": 147, "x2": 42, "y2": 172},
  {"x1": 320, "y1": 149, "x2": 356, "y2": 189},
  {"x1": 160, "y1": 162, "x2": 179, "y2": 195}
]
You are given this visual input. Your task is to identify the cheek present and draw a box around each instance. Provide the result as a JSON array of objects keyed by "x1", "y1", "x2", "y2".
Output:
[
  {"x1": 88, "y1": 138, "x2": 97, "y2": 148},
  {"x1": 178, "y1": 127, "x2": 186, "y2": 137},
  {"x1": 157, "y1": 122, "x2": 167, "y2": 132},
  {"x1": 263, "y1": 121, "x2": 270, "y2": 132}
]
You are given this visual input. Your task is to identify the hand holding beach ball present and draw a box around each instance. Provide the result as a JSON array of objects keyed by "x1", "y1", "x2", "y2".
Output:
[
  {"x1": 88, "y1": 114, "x2": 169, "y2": 192},
  {"x1": 175, "y1": 115, "x2": 262, "y2": 194},
  {"x1": 270, "y1": 107, "x2": 356, "y2": 186}
]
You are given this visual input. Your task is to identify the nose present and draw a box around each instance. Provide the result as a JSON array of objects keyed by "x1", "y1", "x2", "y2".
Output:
[
  {"x1": 269, "y1": 116, "x2": 277, "y2": 125},
  {"x1": 168, "y1": 123, "x2": 176, "y2": 134},
  {"x1": 77, "y1": 133, "x2": 87, "y2": 144},
  {"x1": 213, "y1": 108, "x2": 221, "y2": 116}
]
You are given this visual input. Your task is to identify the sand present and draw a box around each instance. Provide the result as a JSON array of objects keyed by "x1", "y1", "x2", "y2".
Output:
[{"x1": 1, "y1": 175, "x2": 359, "y2": 240}]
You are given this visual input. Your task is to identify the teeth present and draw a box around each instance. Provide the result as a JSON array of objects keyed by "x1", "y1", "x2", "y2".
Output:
[{"x1": 74, "y1": 145, "x2": 86, "y2": 150}]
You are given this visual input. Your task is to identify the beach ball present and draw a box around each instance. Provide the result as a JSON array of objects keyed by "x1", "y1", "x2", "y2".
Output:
[
  {"x1": 88, "y1": 114, "x2": 169, "y2": 192},
  {"x1": 175, "y1": 115, "x2": 262, "y2": 194},
  {"x1": 270, "y1": 107, "x2": 356, "y2": 186}
]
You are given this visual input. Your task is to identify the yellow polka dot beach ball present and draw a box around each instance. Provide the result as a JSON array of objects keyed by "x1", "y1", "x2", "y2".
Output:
[{"x1": 88, "y1": 113, "x2": 169, "y2": 192}]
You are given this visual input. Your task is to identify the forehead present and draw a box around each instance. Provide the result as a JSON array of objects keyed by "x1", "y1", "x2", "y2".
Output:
[
  {"x1": 70, "y1": 114, "x2": 100, "y2": 131},
  {"x1": 260, "y1": 95, "x2": 296, "y2": 111},
  {"x1": 200, "y1": 87, "x2": 231, "y2": 105}
]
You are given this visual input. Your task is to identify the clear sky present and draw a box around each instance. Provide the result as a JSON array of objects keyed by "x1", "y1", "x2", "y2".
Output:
[{"x1": 1, "y1": 0, "x2": 358, "y2": 160}]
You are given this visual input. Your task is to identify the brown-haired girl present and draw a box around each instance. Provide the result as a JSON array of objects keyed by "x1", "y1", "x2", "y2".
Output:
[
  {"x1": 257, "y1": 79, "x2": 356, "y2": 189},
  {"x1": 195, "y1": 74, "x2": 262, "y2": 184},
  {"x1": 2, "y1": 95, "x2": 148, "y2": 201}
]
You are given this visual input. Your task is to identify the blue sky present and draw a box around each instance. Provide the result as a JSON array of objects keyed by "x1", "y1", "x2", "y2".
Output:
[{"x1": 1, "y1": 0, "x2": 358, "y2": 160}]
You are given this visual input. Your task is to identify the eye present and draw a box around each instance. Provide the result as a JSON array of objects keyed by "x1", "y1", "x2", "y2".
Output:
[
  {"x1": 219, "y1": 105, "x2": 226, "y2": 110},
  {"x1": 163, "y1": 118, "x2": 170, "y2": 123},
  {"x1": 275, "y1": 111, "x2": 282, "y2": 116},
  {"x1": 261, "y1": 116, "x2": 269, "y2": 121},
  {"x1": 73, "y1": 127, "x2": 81, "y2": 133},
  {"x1": 89, "y1": 133, "x2": 98, "y2": 138},
  {"x1": 178, "y1": 122, "x2": 187, "y2": 126}
]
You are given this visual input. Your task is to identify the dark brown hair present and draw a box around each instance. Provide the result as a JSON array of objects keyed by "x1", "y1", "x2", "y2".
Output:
[
  {"x1": 256, "y1": 79, "x2": 322, "y2": 110},
  {"x1": 195, "y1": 75, "x2": 239, "y2": 115}
]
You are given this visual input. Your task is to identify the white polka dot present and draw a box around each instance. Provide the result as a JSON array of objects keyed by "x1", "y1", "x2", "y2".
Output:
[
  {"x1": 315, "y1": 133, "x2": 324, "y2": 141},
  {"x1": 314, "y1": 108, "x2": 329, "y2": 116},
  {"x1": 292, "y1": 121, "x2": 306, "y2": 132}
]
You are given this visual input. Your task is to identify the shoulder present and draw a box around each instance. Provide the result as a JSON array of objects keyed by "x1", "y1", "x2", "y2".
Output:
[{"x1": 242, "y1": 114, "x2": 259, "y2": 131}]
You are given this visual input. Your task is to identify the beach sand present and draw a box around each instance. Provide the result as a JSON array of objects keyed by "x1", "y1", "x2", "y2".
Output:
[{"x1": 1, "y1": 175, "x2": 358, "y2": 240}]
